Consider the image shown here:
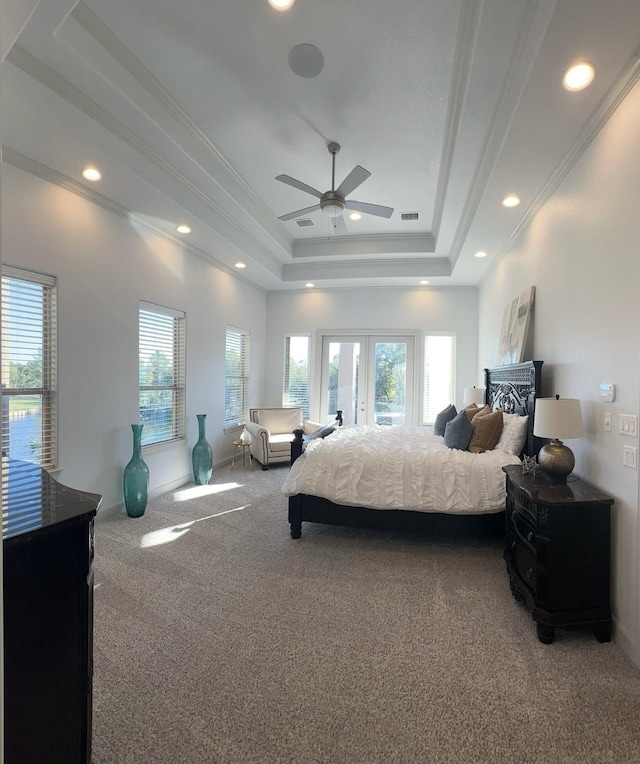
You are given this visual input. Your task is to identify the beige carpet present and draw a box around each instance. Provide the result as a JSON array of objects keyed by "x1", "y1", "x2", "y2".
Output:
[{"x1": 92, "y1": 463, "x2": 640, "y2": 764}]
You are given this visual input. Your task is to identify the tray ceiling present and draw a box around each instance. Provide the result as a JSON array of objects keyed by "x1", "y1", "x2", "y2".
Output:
[{"x1": 3, "y1": 0, "x2": 640, "y2": 291}]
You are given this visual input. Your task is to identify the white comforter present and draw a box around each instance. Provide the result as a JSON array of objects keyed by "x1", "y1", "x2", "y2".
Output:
[{"x1": 281, "y1": 425, "x2": 521, "y2": 514}]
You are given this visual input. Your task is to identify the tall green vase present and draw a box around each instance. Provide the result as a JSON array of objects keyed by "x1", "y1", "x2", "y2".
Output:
[
  {"x1": 192, "y1": 414, "x2": 213, "y2": 485},
  {"x1": 123, "y1": 424, "x2": 149, "y2": 517}
]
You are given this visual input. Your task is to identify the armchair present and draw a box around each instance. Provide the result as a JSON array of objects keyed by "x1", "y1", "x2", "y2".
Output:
[{"x1": 245, "y1": 408, "x2": 322, "y2": 470}]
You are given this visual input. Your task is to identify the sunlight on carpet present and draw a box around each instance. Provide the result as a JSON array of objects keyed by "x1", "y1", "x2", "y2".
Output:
[
  {"x1": 140, "y1": 505, "x2": 251, "y2": 547},
  {"x1": 171, "y1": 481, "x2": 244, "y2": 501}
]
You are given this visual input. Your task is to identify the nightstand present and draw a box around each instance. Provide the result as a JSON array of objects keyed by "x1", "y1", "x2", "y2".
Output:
[{"x1": 503, "y1": 465, "x2": 613, "y2": 644}]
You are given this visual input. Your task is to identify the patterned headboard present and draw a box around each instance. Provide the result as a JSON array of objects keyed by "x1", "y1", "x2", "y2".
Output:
[{"x1": 484, "y1": 361, "x2": 543, "y2": 457}]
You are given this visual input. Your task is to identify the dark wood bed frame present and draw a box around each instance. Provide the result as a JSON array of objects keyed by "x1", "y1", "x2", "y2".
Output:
[{"x1": 288, "y1": 361, "x2": 543, "y2": 539}]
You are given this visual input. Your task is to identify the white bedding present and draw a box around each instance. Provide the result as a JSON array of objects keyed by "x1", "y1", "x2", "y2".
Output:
[{"x1": 281, "y1": 424, "x2": 521, "y2": 514}]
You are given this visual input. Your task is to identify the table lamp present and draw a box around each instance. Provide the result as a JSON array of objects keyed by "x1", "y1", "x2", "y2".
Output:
[
  {"x1": 533, "y1": 395, "x2": 584, "y2": 481},
  {"x1": 463, "y1": 386, "x2": 486, "y2": 406}
]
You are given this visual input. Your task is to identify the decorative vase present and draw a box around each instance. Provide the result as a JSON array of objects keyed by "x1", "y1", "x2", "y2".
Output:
[
  {"x1": 123, "y1": 424, "x2": 149, "y2": 518},
  {"x1": 192, "y1": 414, "x2": 213, "y2": 485}
]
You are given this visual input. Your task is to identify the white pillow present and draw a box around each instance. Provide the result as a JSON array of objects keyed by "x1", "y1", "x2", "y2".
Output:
[{"x1": 494, "y1": 413, "x2": 529, "y2": 455}]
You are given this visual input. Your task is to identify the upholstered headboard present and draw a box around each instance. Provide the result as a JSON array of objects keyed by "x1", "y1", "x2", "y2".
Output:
[{"x1": 484, "y1": 361, "x2": 543, "y2": 457}]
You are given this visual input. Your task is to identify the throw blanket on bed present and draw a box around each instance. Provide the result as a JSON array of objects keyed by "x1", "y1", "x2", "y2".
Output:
[{"x1": 282, "y1": 425, "x2": 521, "y2": 514}]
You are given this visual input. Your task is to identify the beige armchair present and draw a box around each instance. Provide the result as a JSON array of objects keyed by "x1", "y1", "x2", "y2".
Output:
[{"x1": 245, "y1": 408, "x2": 322, "y2": 469}]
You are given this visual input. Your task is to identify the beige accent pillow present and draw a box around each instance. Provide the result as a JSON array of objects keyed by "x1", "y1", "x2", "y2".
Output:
[
  {"x1": 463, "y1": 403, "x2": 480, "y2": 421},
  {"x1": 468, "y1": 410, "x2": 504, "y2": 453}
]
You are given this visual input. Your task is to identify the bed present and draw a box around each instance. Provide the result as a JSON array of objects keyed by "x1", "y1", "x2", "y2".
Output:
[{"x1": 283, "y1": 361, "x2": 543, "y2": 539}]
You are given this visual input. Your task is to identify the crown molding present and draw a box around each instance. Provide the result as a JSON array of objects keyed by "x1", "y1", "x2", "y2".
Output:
[
  {"x1": 447, "y1": 0, "x2": 558, "y2": 269},
  {"x1": 292, "y1": 233, "x2": 435, "y2": 259},
  {"x1": 3, "y1": 147, "x2": 270, "y2": 293},
  {"x1": 6, "y1": 44, "x2": 284, "y2": 272},
  {"x1": 283, "y1": 257, "x2": 451, "y2": 282}
]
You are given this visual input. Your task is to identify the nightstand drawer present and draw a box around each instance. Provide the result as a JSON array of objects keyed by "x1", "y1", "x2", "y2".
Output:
[{"x1": 509, "y1": 534, "x2": 537, "y2": 593}]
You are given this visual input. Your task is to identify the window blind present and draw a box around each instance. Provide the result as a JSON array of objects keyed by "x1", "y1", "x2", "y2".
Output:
[
  {"x1": 423, "y1": 334, "x2": 456, "y2": 425},
  {"x1": 1, "y1": 266, "x2": 57, "y2": 469},
  {"x1": 225, "y1": 326, "x2": 250, "y2": 428},
  {"x1": 139, "y1": 302, "x2": 186, "y2": 446},
  {"x1": 283, "y1": 335, "x2": 310, "y2": 419}
]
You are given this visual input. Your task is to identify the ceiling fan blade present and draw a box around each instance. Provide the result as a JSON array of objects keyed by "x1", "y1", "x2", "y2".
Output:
[
  {"x1": 278, "y1": 203, "x2": 321, "y2": 222},
  {"x1": 335, "y1": 165, "x2": 371, "y2": 198},
  {"x1": 345, "y1": 200, "x2": 394, "y2": 219},
  {"x1": 330, "y1": 215, "x2": 347, "y2": 234},
  {"x1": 275, "y1": 174, "x2": 324, "y2": 199}
]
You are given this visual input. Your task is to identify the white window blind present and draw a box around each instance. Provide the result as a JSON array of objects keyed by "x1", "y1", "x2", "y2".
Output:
[
  {"x1": 423, "y1": 334, "x2": 456, "y2": 425},
  {"x1": 139, "y1": 302, "x2": 186, "y2": 446},
  {"x1": 1, "y1": 266, "x2": 57, "y2": 469},
  {"x1": 225, "y1": 326, "x2": 250, "y2": 428},
  {"x1": 283, "y1": 334, "x2": 310, "y2": 418}
]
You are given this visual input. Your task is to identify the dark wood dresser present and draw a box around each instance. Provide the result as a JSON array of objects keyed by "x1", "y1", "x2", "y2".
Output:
[
  {"x1": 503, "y1": 464, "x2": 613, "y2": 644},
  {"x1": 3, "y1": 459, "x2": 101, "y2": 764}
]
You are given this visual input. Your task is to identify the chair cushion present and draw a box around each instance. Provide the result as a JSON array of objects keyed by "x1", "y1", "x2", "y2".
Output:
[
  {"x1": 254, "y1": 408, "x2": 303, "y2": 434},
  {"x1": 268, "y1": 432, "x2": 296, "y2": 452}
]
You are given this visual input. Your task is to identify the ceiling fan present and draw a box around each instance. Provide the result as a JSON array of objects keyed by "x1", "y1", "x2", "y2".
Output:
[{"x1": 275, "y1": 142, "x2": 394, "y2": 224}]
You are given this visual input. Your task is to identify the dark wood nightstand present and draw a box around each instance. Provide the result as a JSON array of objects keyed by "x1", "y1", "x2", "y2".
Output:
[{"x1": 503, "y1": 465, "x2": 613, "y2": 644}]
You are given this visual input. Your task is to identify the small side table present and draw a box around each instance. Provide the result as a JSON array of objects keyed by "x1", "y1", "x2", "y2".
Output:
[{"x1": 231, "y1": 440, "x2": 252, "y2": 470}]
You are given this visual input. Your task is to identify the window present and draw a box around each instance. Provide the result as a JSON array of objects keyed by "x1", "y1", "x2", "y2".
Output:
[
  {"x1": 1, "y1": 266, "x2": 57, "y2": 468},
  {"x1": 225, "y1": 326, "x2": 250, "y2": 429},
  {"x1": 423, "y1": 334, "x2": 456, "y2": 425},
  {"x1": 283, "y1": 334, "x2": 310, "y2": 418},
  {"x1": 139, "y1": 302, "x2": 186, "y2": 446}
]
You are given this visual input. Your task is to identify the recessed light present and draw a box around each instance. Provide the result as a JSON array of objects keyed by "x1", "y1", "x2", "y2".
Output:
[
  {"x1": 474, "y1": 251, "x2": 487, "y2": 258},
  {"x1": 235, "y1": 262, "x2": 246, "y2": 269},
  {"x1": 82, "y1": 166, "x2": 101, "y2": 182},
  {"x1": 268, "y1": 0, "x2": 295, "y2": 10},
  {"x1": 419, "y1": 280, "x2": 430, "y2": 286},
  {"x1": 502, "y1": 194, "x2": 520, "y2": 208},
  {"x1": 305, "y1": 282, "x2": 315, "y2": 288},
  {"x1": 176, "y1": 224, "x2": 191, "y2": 234},
  {"x1": 563, "y1": 62, "x2": 595, "y2": 91},
  {"x1": 349, "y1": 212, "x2": 362, "y2": 221}
]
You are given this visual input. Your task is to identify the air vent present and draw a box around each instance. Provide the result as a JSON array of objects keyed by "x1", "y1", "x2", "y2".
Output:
[
  {"x1": 401, "y1": 212, "x2": 419, "y2": 221},
  {"x1": 295, "y1": 218, "x2": 315, "y2": 228}
]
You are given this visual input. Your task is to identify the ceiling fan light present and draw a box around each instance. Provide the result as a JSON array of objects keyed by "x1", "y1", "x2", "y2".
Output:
[{"x1": 321, "y1": 200, "x2": 344, "y2": 217}]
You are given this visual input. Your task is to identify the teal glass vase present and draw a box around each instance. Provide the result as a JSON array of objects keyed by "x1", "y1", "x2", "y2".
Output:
[
  {"x1": 192, "y1": 414, "x2": 213, "y2": 485},
  {"x1": 123, "y1": 424, "x2": 149, "y2": 518}
]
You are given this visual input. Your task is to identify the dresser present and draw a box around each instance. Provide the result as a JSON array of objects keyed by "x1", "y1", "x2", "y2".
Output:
[
  {"x1": 502, "y1": 464, "x2": 613, "y2": 644},
  {"x1": 3, "y1": 458, "x2": 101, "y2": 764}
]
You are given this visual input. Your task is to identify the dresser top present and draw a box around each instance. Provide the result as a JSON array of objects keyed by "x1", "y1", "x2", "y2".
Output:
[
  {"x1": 503, "y1": 464, "x2": 614, "y2": 507},
  {"x1": 3, "y1": 458, "x2": 102, "y2": 541}
]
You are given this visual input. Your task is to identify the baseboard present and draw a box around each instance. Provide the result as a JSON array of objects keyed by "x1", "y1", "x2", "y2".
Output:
[
  {"x1": 612, "y1": 615, "x2": 640, "y2": 668},
  {"x1": 95, "y1": 462, "x2": 237, "y2": 521}
]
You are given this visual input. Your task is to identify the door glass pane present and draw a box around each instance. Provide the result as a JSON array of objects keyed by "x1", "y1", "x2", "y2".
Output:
[
  {"x1": 326, "y1": 341, "x2": 360, "y2": 424},
  {"x1": 374, "y1": 341, "x2": 407, "y2": 425}
]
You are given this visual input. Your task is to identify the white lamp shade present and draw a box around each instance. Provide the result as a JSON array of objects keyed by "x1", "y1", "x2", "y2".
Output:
[
  {"x1": 533, "y1": 397, "x2": 584, "y2": 439},
  {"x1": 463, "y1": 387, "x2": 486, "y2": 406}
]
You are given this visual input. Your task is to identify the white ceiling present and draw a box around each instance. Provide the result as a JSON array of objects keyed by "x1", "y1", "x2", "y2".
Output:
[{"x1": 3, "y1": 0, "x2": 640, "y2": 292}]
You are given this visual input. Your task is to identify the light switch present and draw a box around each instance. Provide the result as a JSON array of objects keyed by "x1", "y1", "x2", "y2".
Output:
[
  {"x1": 619, "y1": 414, "x2": 638, "y2": 437},
  {"x1": 604, "y1": 413, "x2": 612, "y2": 432},
  {"x1": 624, "y1": 445, "x2": 638, "y2": 469}
]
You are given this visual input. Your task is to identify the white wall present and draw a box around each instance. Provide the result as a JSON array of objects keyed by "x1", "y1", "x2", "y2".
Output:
[
  {"x1": 2, "y1": 164, "x2": 267, "y2": 513},
  {"x1": 479, "y1": 79, "x2": 640, "y2": 664},
  {"x1": 265, "y1": 287, "x2": 479, "y2": 421}
]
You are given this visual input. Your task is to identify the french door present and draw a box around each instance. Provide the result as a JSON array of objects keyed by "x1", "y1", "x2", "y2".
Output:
[{"x1": 319, "y1": 335, "x2": 415, "y2": 426}]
